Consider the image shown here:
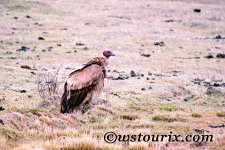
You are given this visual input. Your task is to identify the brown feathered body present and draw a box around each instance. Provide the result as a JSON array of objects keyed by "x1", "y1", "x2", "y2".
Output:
[{"x1": 61, "y1": 57, "x2": 107, "y2": 113}]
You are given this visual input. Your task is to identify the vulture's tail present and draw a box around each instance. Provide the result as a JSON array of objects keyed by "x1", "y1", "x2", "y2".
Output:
[
  {"x1": 60, "y1": 82, "x2": 90, "y2": 113},
  {"x1": 60, "y1": 83, "x2": 69, "y2": 113}
]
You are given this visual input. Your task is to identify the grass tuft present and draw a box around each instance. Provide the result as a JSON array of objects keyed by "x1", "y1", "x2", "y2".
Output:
[
  {"x1": 216, "y1": 112, "x2": 225, "y2": 118},
  {"x1": 152, "y1": 114, "x2": 186, "y2": 122},
  {"x1": 158, "y1": 103, "x2": 180, "y2": 111},
  {"x1": 191, "y1": 113, "x2": 202, "y2": 118}
]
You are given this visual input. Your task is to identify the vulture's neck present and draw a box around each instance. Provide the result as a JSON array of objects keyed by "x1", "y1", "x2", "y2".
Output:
[{"x1": 103, "y1": 56, "x2": 109, "y2": 67}]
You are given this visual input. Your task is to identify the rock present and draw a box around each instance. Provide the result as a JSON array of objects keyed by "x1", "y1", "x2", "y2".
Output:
[
  {"x1": 57, "y1": 44, "x2": 61, "y2": 46},
  {"x1": 5, "y1": 51, "x2": 12, "y2": 55},
  {"x1": 49, "y1": 96, "x2": 60, "y2": 101},
  {"x1": 0, "y1": 119, "x2": 4, "y2": 125},
  {"x1": 60, "y1": 28, "x2": 67, "y2": 30},
  {"x1": 165, "y1": 19, "x2": 174, "y2": 22},
  {"x1": 95, "y1": 99, "x2": 110, "y2": 105},
  {"x1": 209, "y1": 124, "x2": 225, "y2": 128},
  {"x1": 165, "y1": 19, "x2": 181, "y2": 23},
  {"x1": 65, "y1": 67, "x2": 76, "y2": 70},
  {"x1": 8, "y1": 56, "x2": 17, "y2": 59},
  {"x1": 21, "y1": 65, "x2": 32, "y2": 70},
  {"x1": 216, "y1": 35, "x2": 222, "y2": 39},
  {"x1": 0, "y1": 96, "x2": 5, "y2": 101},
  {"x1": 26, "y1": 15, "x2": 31, "y2": 18},
  {"x1": 130, "y1": 70, "x2": 145, "y2": 78},
  {"x1": 130, "y1": 70, "x2": 136, "y2": 77},
  {"x1": 83, "y1": 47, "x2": 89, "y2": 50},
  {"x1": 38, "y1": 37, "x2": 45, "y2": 40},
  {"x1": 0, "y1": 106, "x2": 5, "y2": 111},
  {"x1": 27, "y1": 95, "x2": 33, "y2": 98},
  {"x1": 31, "y1": 71, "x2": 36, "y2": 75},
  {"x1": 114, "y1": 76, "x2": 128, "y2": 80},
  {"x1": 193, "y1": 9, "x2": 201, "y2": 13},
  {"x1": 216, "y1": 53, "x2": 225, "y2": 59},
  {"x1": 141, "y1": 88, "x2": 146, "y2": 91},
  {"x1": 17, "y1": 46, "x2": 30, "y2": 52},
  {"x1": 110, "y1": 92, "x2": 120, "y2": 98},
  {"x1": 192, "y1": 78, "x2": 225, "y2": 87},
  {"x1": 214, "y1": 35, "x2": 222, "y2": 39},
  {"x1": 183, "y1": 95, "x2": 195, "y2": 102},
  {"x1": 76, "y1": 42, "x2": 85, "y2": 46},
  {"x1": 213, "y1": 83, "x2": 220, "y2": 87},
  {"x1": 204, "y1": 54, "x2": 213, "y2": 59},
  {"x1": 13, "y1": 16, "x2": 18, "y2": 19},
  {"x1": 215, "y1": 47, "x2": 220, "y2": 49},
  {"x1": 148, "y1": 72, "x2": 152, "y2": 76},
  {"x1": 19, "y1": 90, "x2": 27, "y2": 93},
  {"x1": 193, "y1": 56, "x2": 200, "y2": 59},
  {"x1": 113, "y1": 74, "x2": 129, "y2": 80},
  {"x1": 141, "y1": 53, "x2": 151, "y2": 57},
  {"x1": 166, "y1": 98, "x2": 171, "y2": 101},
  {"x1": 154, "y1": 41, "x2": 165, "y2": 46},
  {"x1": 222, "y1": 83, "x2": 225, "y2": 87},
  {"x1": 47, "y1": 46, "x2": 53, "y2": 51}
]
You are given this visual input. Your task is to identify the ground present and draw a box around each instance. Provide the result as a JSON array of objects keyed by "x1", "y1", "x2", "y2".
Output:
[{"x1": 0, "y1": 0, "x2": 225, "y2": 149}]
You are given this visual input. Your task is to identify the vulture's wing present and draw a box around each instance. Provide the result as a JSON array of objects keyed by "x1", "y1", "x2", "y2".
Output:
[
  {"x1": 67, "y1": 64, "x2": 104, "y2": 91},
  {"x1": 61, "y1": 64, "x2": 104, "y2": 113}
]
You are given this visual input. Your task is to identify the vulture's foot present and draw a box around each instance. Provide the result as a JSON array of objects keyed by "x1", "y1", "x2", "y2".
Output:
[
  {"x1": 92, "y1": 99, "x2": 111, "y2": 105},
  {"x1": 81, "y1": 101, "x2": 93, "y2": 114}
]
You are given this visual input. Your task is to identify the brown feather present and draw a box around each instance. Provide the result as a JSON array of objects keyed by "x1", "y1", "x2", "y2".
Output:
[{"x1": 61, "y1": 57, "x2": 106, "y2": 113}]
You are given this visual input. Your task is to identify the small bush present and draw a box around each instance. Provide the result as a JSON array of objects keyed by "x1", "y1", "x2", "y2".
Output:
[
  {"x1": 121, "y1": 113, "x2": 138, "y2": 120},
  {"x1": 28, "y1": 108, "x2": 42, "y2": 117},
  {"x1": 191, "y1": 113, "x2": 202, "y2": 118},
  {"x1": 152, "y1": 114, "x2": 186, "y2": 122},
  {"x1": 36, "y1": 68, "x2": 60, "y2": 101},
  {"x1": 158, "y1": 103, "x2": 179, "y2": 111},
  {"x1": 216, "y1": 112, "x2": 225, "y2": 118},
  {"x1": 152, "y1": 114, "x2": 176, "y2": 122}
]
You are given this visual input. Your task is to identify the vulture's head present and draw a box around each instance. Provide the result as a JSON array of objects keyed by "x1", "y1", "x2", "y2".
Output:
[{"x1": 103, "y1": 50, "x2": 116, "y2": 58}]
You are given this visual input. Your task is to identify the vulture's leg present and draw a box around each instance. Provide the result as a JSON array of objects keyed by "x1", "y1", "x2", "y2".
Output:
[
  {"x1": 81, "y1": 101, "x2": 91, "y2": 114},
  {"x1": 80, "y1": 92, "x2": 93, "y2": 112},
  {"x1": 91, "y1": 76, "x2": 104, "y2": 105},
  {"x1": 91, "y1": 89, "x2": 101, "y2": 105}
]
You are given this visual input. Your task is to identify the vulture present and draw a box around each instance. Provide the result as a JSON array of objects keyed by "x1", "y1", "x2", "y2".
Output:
[{"x1": 61, "y1": 50, "x2": 116, "y2": 113}]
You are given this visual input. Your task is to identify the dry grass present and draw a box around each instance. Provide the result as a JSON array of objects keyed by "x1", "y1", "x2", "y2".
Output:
[
  {"x1": 0, "y1": 0, "x2": 225, "y2": 149},
  {"x1": 191, "y1": 113, "x2": 202, "y2": 118}
]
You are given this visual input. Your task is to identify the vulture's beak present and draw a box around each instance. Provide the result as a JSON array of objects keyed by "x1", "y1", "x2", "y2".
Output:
[{"x1": 111, "y1": 52, "x2": 116, "y2": 56}]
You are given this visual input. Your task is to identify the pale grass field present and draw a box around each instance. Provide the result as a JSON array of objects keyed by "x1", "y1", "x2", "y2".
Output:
[{"x1": 0, "y1": 0, "x2": 225, "y2": 149}]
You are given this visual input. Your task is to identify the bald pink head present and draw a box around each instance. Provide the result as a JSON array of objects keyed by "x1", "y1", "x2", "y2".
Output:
[{"x1": 103, "y1": 50, "x2": 116, "y2": 58}]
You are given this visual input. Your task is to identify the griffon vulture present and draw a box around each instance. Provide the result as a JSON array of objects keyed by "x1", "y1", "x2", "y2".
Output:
[{"x1": 61, "y1": 50, "x2": 115, "y2": 113}]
